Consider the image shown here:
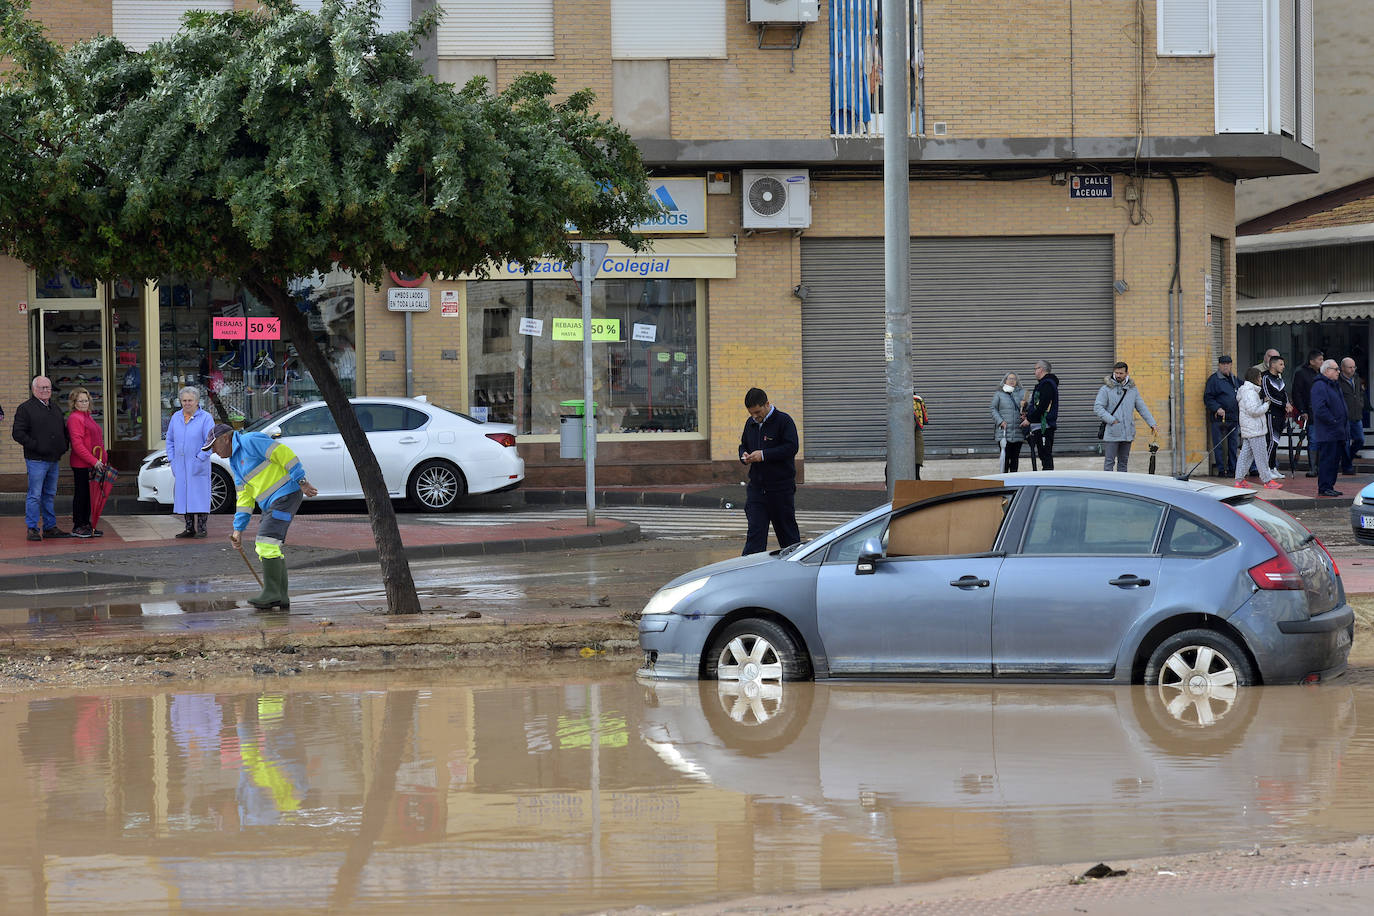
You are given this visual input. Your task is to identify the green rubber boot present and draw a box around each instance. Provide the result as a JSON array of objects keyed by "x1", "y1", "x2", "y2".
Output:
[{"x1": 248, "y1": 556, "x2": 290, "y2": 609}]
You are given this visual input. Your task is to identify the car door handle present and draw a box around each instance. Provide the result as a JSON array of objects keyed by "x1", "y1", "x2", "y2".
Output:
[
  {"x1": 398, "y1": 437, "x2": 420, "y2": 444},
  {"x1": 949, "y1": 576, "x2": 991, "y2": 589},
  {"x1": 320, "y1": 443, "x2": 342, "y2": 450},
  {"x1": 1109, "y1": 575, "x2": 1151, "y2": 588}
]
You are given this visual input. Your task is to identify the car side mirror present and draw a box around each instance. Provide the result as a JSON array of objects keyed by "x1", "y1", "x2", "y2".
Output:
[
  {"x1": 266, "y1": 425, "x2": 283, "y2": 439},
  {"x1": 856, "y1": 538, "x2": 884, "y2": 575}
]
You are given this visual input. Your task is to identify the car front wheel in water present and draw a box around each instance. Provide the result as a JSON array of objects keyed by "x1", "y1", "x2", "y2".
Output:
[{"x1": 705, "y1": 618, "x2": 812, "y2": 684}]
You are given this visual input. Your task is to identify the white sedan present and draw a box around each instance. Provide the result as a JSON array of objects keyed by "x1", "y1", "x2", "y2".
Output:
[{"x1": 138, "y1": 396, "x2": 524, "y2": 513}]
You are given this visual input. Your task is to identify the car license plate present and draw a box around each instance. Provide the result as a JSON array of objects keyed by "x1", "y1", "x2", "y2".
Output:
[{"x1": 1362, "y1": 516, "x2": 1374, "y2": 530}]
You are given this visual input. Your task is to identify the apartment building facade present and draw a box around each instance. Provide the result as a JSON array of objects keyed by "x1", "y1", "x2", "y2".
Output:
[{"x1": 1, "y1": 0, "x2": 1317, "y2": 481}]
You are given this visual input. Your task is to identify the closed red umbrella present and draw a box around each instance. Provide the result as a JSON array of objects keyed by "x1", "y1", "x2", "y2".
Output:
[{"x1": 89, "y1": 446, "x2": 118, "y2": 530}]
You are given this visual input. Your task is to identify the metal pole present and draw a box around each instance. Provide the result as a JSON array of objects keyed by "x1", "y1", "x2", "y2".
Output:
[
  {"x1": 883, "y1": 0, "x2": 914, "y2": 497},
  {"x1": 404, "y1": 312, "x2": 414, "y2": 398},
  {"x1": 582, "y1": 243, "x2": 596, "y2": 526}
]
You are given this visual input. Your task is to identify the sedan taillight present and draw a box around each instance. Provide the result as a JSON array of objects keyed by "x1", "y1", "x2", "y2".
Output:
[
  {"x1": 1248, "y1": 553, "x2": 1304, "y2": 590},
  {"x1": 485, "y1": 432, "x2": 516, "y2": 448}
]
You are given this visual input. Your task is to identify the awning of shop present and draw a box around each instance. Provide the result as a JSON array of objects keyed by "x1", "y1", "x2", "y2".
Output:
[
  {"x1": 458, "y1": 238, "x2": 737, "y2": 281},
  {"x1": 1236, "y1": 291, "x2": 1374, "y2": 325},
  {"x1": 1320, "y1": 291, "x2": 1374, "y2": 321}
]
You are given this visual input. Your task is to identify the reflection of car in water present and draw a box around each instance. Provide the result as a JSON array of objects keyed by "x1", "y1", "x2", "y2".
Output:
[{"x1": 640, "y1": 680, "x2": 1357, "y2": 869}]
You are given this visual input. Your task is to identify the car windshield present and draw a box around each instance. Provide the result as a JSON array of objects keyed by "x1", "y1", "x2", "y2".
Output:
[{"x1": 1227, "y1": 496, "x2": 1311, "y2": 554}]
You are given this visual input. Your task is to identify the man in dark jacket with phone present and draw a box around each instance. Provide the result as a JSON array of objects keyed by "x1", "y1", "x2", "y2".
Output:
[
  {"x1": 11, "y1": 375, "x2": 70, "y2": 540},
  {"x1": 739, "y1": 387, "x2": 800, "y2": 555}
]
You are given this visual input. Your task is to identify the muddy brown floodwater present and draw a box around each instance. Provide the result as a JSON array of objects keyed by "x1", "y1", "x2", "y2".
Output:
[{"x1": 4, "y1": 661, "x2": 1374, "y2": 913}]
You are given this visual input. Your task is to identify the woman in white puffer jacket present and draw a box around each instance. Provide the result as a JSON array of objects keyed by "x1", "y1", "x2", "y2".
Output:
[{"x1": 1236, "y1": 366, "x2": 1283, "y2": 489}]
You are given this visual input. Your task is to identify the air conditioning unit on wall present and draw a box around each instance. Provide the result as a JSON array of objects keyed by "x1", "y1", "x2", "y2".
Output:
[
  {"x1": 747, "y1": 0, "x2": 820, "y2": 23},
  {"x1": 742, "y1": 170, "x2": 812, "y2": 229}
]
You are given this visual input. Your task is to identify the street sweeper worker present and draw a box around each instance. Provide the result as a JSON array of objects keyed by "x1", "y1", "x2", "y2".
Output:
[{"x1": 203, "y1": 423, "x2": 318, "y2": 609}]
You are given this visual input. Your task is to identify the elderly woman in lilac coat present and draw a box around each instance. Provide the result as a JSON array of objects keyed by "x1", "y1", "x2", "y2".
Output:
[{"x1": 166, "y1": 386, "x2": 216, "y2": 538}]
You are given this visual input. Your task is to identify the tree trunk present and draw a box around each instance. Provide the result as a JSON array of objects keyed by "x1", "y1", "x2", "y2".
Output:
[{"x1": 243, "y1": 270, "x2": 421, "y2": 615}]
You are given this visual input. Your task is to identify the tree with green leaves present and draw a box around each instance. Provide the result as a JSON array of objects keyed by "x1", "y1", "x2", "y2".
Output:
[{"x1": 0, "y1": 0, "x2": 660, "y2": 614}]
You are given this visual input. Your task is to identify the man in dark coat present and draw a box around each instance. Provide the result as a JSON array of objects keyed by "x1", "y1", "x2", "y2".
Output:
[
  {"x1": 1021, "y1": 359, "x2": 1059, "y2": 470},
  {"x1": 1292, "y1": 349, "x2": 1323, "y2": 476},
  {"x1": 739, "y1": 387, "x2": 800, "y2": 555},
  {"x1": 1203, "y1": 355, "x2": 1240, "y2": 477},
  {"x1": 1339, "y1": 357, "x2": 1366, "y2": 474},
  {"x1": 11, "y1": 375, "x2": 71, "y2": 540},
  {"x1": 1311, "y1": 360, "x2": 1347, "y2": 497}
]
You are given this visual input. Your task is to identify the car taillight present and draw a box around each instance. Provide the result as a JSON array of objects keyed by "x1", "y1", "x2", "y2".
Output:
[
  {"x1": 1230, "y1": 502, "x2": 1306, "y2": 590},
  {"x1": 1248, "y1": 553, "x2": 1304, "y2": 590},
  {"x1": 485, "y1": 432, "x2": 516, "y2": 448}
]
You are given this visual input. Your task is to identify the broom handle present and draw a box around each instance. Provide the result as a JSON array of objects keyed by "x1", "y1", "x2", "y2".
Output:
[{"x1": 236, "y1": 542, "x2": 264, "y2": 587}]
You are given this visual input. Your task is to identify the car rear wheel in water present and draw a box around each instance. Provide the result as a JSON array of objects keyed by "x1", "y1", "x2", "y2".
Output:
[
  {"x1": 209, "y1": 467, "x2": 234, "y2": 514},
  {"x1": 705, "y1": 618, "x2": 812, "y2": 685},
  {"x1": 1144, "y1": 629, "x2": 1255, "y2": 713},
  {"x1": 407, "y1": 459, "x2": 466, "y2": 511}
]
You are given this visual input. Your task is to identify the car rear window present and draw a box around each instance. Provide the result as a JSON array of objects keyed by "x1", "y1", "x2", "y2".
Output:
[{"x1": 1227, "y1": 497, "x2": 1311, "y2": 553}]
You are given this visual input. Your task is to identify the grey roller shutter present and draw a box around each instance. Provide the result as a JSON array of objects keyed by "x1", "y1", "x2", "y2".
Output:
[{"x1": 801, "y1": 236, "x2": 1115, "y2": 458}]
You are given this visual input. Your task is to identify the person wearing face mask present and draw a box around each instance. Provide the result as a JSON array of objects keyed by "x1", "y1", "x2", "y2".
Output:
[
  {"x1": 1094, "y1": 361, "x2": 1157, "y2": 472},
  {"x1": 989, "y1": 372, "x2": 1026, "y2": 473}
]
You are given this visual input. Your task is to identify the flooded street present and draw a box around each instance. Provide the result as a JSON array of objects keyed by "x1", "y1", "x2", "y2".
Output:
[{"x1": 2, "y1": 669, "x2": 1373, "y2": 913}]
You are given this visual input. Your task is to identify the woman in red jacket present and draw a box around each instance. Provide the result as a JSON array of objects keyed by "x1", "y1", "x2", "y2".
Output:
[{"x1": 66, "y1": 387, "x2": 106, "y2": 539}]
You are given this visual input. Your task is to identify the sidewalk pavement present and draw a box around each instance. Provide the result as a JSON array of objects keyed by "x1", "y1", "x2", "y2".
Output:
[{"x1": 0, "y1": 465, "x2": 1370, "y2": 658}]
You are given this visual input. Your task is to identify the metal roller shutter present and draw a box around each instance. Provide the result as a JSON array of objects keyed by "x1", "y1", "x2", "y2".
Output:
[{"x1": 801, "y1": 236, "x2": 1115, "y2": 458}]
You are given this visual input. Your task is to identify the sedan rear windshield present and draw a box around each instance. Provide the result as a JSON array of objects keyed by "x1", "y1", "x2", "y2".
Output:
[{"x1": 1227, "y1": 497, "x2": 1311, "y2": 554}]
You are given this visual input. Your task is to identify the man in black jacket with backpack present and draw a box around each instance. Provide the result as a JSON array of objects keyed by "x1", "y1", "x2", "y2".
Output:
[{"x1": 1022, "y1": 359, "x2": 1060, "y2": 470}]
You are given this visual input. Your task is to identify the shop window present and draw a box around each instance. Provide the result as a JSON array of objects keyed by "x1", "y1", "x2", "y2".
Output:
[
  {"x1": 156, "y1": 268, "x2": 357, "y2": 439},
  {"x1": 465, "y1": 278, "x2": 700, "y2": 435},
  {"x1": 483, "y1": 306, "x2": 512, "y2": 354}
]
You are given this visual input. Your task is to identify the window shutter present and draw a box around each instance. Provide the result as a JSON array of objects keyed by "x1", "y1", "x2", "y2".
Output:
[
  {"x1": 296, "y1": 0, "x2": 411, "y2": 35},
  {"x1": 1157, "y1": 0, "x2": 1214, "y2": 56},
  {"x1": 612, "y1": 0, "x2": 726, "y2": 59},
  {"x1": 1214, "y1": 0, "x2": 1268, "y2": 133},
  {"x1": 436, "y1": 0, "x2": 555, "y2": 58},
  {"x1": 112, "y1": 0, "x2": 234, "y2": 52},
  {"x1": 1298, "y1": 0, "x2": 1316, "y2": 146},
  {"x1": 1276, "y1": 0, "x2": 1295, "y2": 136}
]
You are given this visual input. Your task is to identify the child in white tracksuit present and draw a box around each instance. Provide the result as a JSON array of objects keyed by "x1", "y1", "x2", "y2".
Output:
[{"x1": 1236, "y1": 367, "x2": 1283, "y2": 489}]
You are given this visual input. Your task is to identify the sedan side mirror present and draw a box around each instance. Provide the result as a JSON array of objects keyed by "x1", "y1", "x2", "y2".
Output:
[
  {"x1": 856, "y1": 537, "x2": 884, "y2": 576},
  {"x1": 266, "y1": 425, "x2": 283, "y2": 439}
]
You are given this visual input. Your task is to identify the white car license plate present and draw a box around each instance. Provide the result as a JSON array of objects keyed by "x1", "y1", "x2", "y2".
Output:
[{"x1": 1361, "y1": 516, "x2": 1374, "y2": 530}]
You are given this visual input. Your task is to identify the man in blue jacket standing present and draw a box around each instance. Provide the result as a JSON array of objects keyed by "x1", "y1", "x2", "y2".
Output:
[
  {"x1": 739, "y1": 387, "x2": 800, "y2": 555},
  {"x1": 1310, "y1": 359, "x2": 1348, "y2": 497},
  {"x1": 1203, "y1": 355, "x2": 1240, "y2": 478}
]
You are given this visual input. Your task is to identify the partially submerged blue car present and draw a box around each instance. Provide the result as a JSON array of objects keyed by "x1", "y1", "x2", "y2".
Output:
[{"x1": 638, "y1": 473, "x2": 1352, "y2": 694}]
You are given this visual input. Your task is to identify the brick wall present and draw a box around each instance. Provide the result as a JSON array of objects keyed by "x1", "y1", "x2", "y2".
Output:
[{"x1": 924, "y1": 0, "x2": 1214, "y2": 138}]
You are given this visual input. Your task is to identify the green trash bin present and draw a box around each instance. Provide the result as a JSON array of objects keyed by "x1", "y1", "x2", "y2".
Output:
[{"x1": 559, "y1": 400, "x2": 597, "y2": 459}]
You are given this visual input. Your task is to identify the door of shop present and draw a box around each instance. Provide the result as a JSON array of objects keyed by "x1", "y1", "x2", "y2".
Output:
[
  {"x1": 800, "y1": 236, "x2": 1115, "y2": 458},
  {"x1": 28, "y1": 274, "x2": 151, "y2": 466}
]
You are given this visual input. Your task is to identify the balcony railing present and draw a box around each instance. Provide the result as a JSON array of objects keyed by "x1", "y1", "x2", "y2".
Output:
[{"x1": 830, "y1": 0, "x2": 921, "y2": 138}]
